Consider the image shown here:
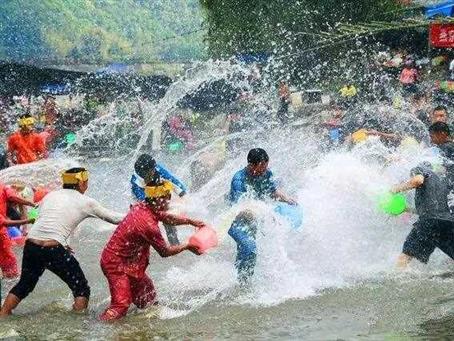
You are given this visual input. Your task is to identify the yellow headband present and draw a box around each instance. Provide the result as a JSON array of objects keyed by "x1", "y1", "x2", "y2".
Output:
[
  {"x1": 61, "y1": 170, "x2": 89, "y2": 185},
  {"x1": 145, "y1": 181, "x2": 173, "y2": 199},
  {"x1": 352, "y1": 129, "x2": 368, "y2": 143},
  {"x1": 18, "y1": 117, "x2": 36, "y2": 127}
]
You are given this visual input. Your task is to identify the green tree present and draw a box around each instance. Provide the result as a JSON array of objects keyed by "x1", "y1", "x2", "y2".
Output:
[
  {"x1": 0, "y1": 0, "x2": 205, "y2": 63},
  {"x1": 200, "y1": 0, "x2": 402, "y2": 57}
]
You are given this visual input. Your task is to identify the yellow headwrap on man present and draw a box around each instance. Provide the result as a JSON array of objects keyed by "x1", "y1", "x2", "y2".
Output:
[
  {"x1": 61, "y1": 170, "x2": 89, "y2": 185},
  {"x1": 145, "y1": 181, "x2": 173, "y2": 199},
  {"x1": 18, "y1": 117, "x2": 36, "y2": 127}
]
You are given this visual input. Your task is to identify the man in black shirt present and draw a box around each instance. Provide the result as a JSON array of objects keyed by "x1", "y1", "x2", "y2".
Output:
[
  {"x1": 429, "y1": 122, "x2": 454, "y2": 209},
  {"x1": 392, "y1": 159, "x2": 454, "y2": 268}
]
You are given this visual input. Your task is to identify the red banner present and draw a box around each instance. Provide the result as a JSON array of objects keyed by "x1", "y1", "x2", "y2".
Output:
[{"x1": 430, "y1": 23, "x2": 454, "y2": 48}]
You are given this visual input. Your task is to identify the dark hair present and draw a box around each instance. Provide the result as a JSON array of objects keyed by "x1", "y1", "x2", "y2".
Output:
[
  {"x1": 19, "y1": 114, "x2": 32, "y2": 120},
  {"x1": 429, "y1": 122, "x2": 450, "y2": 135},
  {"x1": 432, "y1": 106, "x2": 448, "y2": 115},
  {"x1": 62, "y1": 167, "x2": 87, "y2": 189},
  {"x1": 134, "y1": 154, "x2": 156, "y2": 179},
  {"x1": 65, "y1": 167, "x2": 87, "y2": 173},
  {"x1": 247, "y1": 148, "x2": 269, "y2": 164},
  {"x1": 63, "y1": 184, "x2": 78, "y2": 190},
  {"x1": 146, "y1": 173, "x2": 162, "y2": 187}
]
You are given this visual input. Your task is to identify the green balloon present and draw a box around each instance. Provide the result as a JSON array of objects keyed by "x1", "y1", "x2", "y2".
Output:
[
  {"x1": 66, "y1": 132, "x2": 76, "y2": 145},
  {"x1": 168, "y1": 141, "x2": 184, "y2": 152},
  {"x1": 378, "y1": 193, "x2": 407, "y2": 216},
  {"x1": 28, "y1": 207, "x2": 39, "y2": 221}
]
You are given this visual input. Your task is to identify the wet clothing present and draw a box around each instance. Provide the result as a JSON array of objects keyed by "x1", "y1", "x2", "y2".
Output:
[
  {"x1": 228, "y1": 168, "x2": 277, "y2": 204},
  {"x1": 402, "y1": 165, "x2": 454, "y2": 263},
  {"x1": 130, "y1": 166, "x2": 186, "y2": 245},
  {"x1": 438, "y1": 142, "x2": 454, "y2": 188},
  {"x1": 437, "y1": 142, "x2": 454, "y2": 210},
  {"x1": 0, "y1": 184, "x2": 20, "y2": 278},
  {"x1": 0, "y1": 184, "x2": 17, "y2": 223},
  {"x1": 10, "y1": 240, "x2": 90, "y2": 300},
  {"x1": 0, "y1": 229, "x2": 18, "y2": 278},
  {"x1": 228, "y1": 168, "x2": 277, "y2": 282},
  {"x1": 411, "y1": 165, "x2": 452, "y2": 221},
  {"x1": 130, "y1": 164, "x2": 187, "y2": 201},
  {"x1": 28, "y1": 189, "x2": 124, "y2": 247},
  {"x1": 439, "y1": 141, "x2": 454, "y2": 159},
  {"x1": 7, "y1": 131, "x2": 46, "y2": 165},
  {"x1": 403, "y1": 218, "x2": 454, "y2": 263},
  {"x1": 8, "y1": 189, "x2": 122, "y2": 304},
  {"x1": 100, "y1": 203, "x2": 168, "y2": 320},
  {"x1": 100, "y1": 267, "x2": 156, "y2": 321},
  {"x1": 228, "y1": 214, "x2": 258, "y2": 284}
]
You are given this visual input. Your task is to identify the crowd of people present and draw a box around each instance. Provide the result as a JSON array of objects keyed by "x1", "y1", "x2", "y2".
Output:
[
  {"x1": 0, "y1": 147, "x2": 296, "y2": 321},
  {"x1": 2, "y1": 51, "x2": 454, "y2": 322}
]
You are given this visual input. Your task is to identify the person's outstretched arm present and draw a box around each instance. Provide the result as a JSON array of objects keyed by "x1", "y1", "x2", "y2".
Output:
[
  {"x1": 156, "y1": 243, "x2": 201, "y2": 257},
  {"x1": 6, "y1": 187, "x2": 36, "y2": 208},
  {"x1": 8, "y1": 195, "x2": 36, "y2": 208},
  {"x1": 266, "y1": 171, "x2": 297, "y2": 205},
  {"x1": 158, "y1": 211, "x2": 205, "y2": 228},
  {"x1": 272, "y1": 189, "x2": 297, "y2": 205},
  {"x1": 147, "y1": 220, "x2": 202, "y2": 256},
  {"x1": 391, "y1": 175, "x2": 424, "y2": 193},
  {"x1": 0, "y1": 216, "x2": 34, "y2": 226},
  {"x1": 367, "y1": 130, "x2": 400, "y2": 142},
  {"x1": 87, "y1": 198, "x2": 125, "y2": 224}
]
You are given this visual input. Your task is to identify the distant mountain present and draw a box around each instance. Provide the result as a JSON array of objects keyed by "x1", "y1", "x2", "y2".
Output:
[{"x1": 0, "y1": 0, "x2": 205, "y2": 64}]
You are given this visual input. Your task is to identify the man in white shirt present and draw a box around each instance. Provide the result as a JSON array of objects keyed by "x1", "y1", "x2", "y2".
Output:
[{"x1": 0, "y1": 167, "x2": 125, "y2": 317}]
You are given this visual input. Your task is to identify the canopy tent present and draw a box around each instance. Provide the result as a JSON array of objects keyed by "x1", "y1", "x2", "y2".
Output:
[
  {"x1": 0, "y1": 62, "x2": 84, "y2": 97},
  {"x1": 425, "y1": 1, "x2": 454, "y2": 19}
]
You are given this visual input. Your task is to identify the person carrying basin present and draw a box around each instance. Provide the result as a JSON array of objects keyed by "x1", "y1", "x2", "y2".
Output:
[
  {"x1": 131, "y1": 153, "x2": 188, "y2": 245},
  {"x1": 228, "y1": 148, "x2": 297, "y2": 284},
  {"x1": 0, "y1": 167, "x2": 125, "y2": 317},
  {"x1": 99, "y1": 176, "x2": 205, "y2": 321},
  {"x1": 390, "y1": 125, "x2": 454, "y2": 269}
]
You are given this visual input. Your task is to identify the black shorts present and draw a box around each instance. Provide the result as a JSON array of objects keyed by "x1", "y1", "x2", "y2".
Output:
[
  {"x1": 402, "y1": 218, "x2": 454, "y2": 263},
  {"x1": 10, "y1": 241, "x2": 90, "y2": 300}
]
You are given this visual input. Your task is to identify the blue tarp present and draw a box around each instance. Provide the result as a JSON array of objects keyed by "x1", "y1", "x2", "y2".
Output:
[{"x1": 425, "y1": 1, "x2": 454, "y2": 18}]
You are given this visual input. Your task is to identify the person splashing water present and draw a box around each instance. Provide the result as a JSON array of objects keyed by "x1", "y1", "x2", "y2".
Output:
[
  {"x1": 227, "y1": 148, "x2": 297, "y2": 285},
  {"x1": 99, "y1": 177, "x2": 206, "y2": 321},
  {"x1": 0, "y1": 168, "x2": 124, "y2": 317}
]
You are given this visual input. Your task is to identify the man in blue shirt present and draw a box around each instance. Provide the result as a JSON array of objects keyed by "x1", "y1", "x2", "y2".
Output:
[
  {"x1": 131, "y1": 154, "x2": 187, "y2": 245},
  {"x1": 228, "y1": 148, "x2": 296, "y2": 284}
]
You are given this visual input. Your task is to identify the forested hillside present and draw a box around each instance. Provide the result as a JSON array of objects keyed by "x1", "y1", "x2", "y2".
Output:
[{"x1": 0, "y1": 0, "x2": 205, "y2": 63}]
